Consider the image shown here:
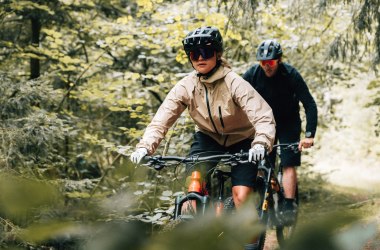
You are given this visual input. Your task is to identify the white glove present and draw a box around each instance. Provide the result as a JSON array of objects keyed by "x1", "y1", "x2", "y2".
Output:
[
  {"x1": 249, "y1": 144, "x2": 266, "y2": 162},
  {"x1": 130, "y1": 148, "x2": 148, "y2": 164}
]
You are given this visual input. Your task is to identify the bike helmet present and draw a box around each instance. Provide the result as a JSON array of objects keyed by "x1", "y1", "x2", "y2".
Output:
[
  {"x1": 256, "y1": 39, "x2": 282, "y2": 60},
  {"x1": 182, "y1": 26, "x2": 223, "y2": 55}
]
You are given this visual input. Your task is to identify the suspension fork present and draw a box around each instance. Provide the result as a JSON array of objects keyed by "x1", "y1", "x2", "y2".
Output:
[
  {"x1": 174, "y1": 193, "x2": 209, "y2": 219},
  {"x1": 214, "y1": 170, "x2": 228, "y2": 216},
  {"x1": 259, "y1": 167, "x2": 273, "y2": 218}
]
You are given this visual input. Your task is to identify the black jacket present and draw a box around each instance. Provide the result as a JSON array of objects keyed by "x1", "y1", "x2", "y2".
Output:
[{"x1": 243, "y1": 63, "x2": 318, "y2": 137}]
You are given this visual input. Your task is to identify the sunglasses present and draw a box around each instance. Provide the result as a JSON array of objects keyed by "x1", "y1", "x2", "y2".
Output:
[
  {"x1": 260, "y1": 60, "x2": 278, "y2": 67},
  {"x1": 189, "y1": 47, "x2": 215, "y2": 61}
]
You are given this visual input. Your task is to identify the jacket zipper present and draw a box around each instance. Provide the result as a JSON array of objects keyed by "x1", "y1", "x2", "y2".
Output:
[
  {"x1": 219, "y1": 106, "x2": 229, "y2": 146},
  {"x1": 218, "y1": 106, "x2": 225, "y2": 128},
  {"x1": 203, "y1": 83, "x2": 219, "y2": 135}
]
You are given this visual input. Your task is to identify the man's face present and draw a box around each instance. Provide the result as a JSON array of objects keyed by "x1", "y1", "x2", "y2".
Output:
[{"x1": 259, "y1": 59, "x2": 280, "y2": 78}]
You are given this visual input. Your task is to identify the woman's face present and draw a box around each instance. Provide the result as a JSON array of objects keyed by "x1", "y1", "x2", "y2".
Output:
[{"x1": 189, "y1": 47, "x2": 217, "y2": 74}]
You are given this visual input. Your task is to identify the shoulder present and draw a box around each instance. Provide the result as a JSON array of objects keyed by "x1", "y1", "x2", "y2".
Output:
[
  {"x1": 225, "y1": 70, "x2": 255, "y2": 92},
  {"x1": 175, "y1": 71, "x2": 197, "y2": 88},
  {"x1": 167, "y1": 71, "x2": 197, "y2": 99},
  {"x1": 243, "y1": 64, "x2": 260, "y2": 78},
  {"x1": 280, "y1": 63, "x2": 301, "y2": 77}
]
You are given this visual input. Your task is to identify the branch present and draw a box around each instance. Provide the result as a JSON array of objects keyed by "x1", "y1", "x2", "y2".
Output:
[{"x1": 56, "y1": 50, "x2": 108, "y2": 112}]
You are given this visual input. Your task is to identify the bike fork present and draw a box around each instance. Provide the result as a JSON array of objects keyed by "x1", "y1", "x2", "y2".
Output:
[
  {"x1": 259, "y1": 168, "x2": 273, "y2": 218},
  {"x1": 174, "y1": 193, "x2": 209, "y2": 219}
]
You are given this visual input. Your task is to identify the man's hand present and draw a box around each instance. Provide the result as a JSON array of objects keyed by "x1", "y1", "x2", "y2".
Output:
[
  {"x1": 298, "y1": 138, "x2": 314, "y2": 152},
  {"x1": 130, "y1": 148, "x2": 148, "y2": 164},
  {"x1": 249, "y1": 144, "x2": 266, "y2": 162}
]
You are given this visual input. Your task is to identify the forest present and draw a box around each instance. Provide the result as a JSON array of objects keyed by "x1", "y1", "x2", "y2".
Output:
[{"x1": 0, "y1": 0, "x2": 379, "y2": 249}]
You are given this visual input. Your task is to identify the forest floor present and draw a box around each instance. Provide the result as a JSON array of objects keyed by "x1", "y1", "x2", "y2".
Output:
[
  {"x1": 263, "y1": 167, "x2": 380, "y2": 250},
  {"x1": 262, "y1": 72, "x2": 380, "y2": 250}
]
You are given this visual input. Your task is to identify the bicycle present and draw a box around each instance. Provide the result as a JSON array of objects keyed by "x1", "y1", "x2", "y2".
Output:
[
  {"x1": 142, "y1": 143, "x2": 299, "y2": 249},
  {"x1": 255, "y1": 142, "x2": 300, "y2": 248},
  {"x1": 143, "y1": 152, "x2": 250, "y2": 219}
]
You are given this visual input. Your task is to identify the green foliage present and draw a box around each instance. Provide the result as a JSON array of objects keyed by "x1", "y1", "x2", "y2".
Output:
[
  {"x1": 0, "y1": 0, "x2": 379, "y2": 249},
  {"x1": 0, "y1": 74, "x2": 68, "y2": 173}
]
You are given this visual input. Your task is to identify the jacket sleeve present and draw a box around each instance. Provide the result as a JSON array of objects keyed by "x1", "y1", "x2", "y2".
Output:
[
  {"x1": 292, "y1": 70, "x2": 318, "y2": 137},
  {"x1": 136, "y1": 83, "x2": 188, "y2": 155},
  {"x1": 231, "y1": 76, "x2": 276, "y2": 151}
]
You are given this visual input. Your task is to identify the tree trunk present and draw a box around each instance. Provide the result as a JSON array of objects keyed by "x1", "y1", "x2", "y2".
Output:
[{"x1": 30, "y1": 16, "x2": 41, "y2": 79}]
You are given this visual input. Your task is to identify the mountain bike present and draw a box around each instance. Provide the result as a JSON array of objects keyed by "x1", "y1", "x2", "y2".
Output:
[
  {"x1": 143, "y1": 143, "x2": 299, "y2": 249},
  {"x1": 143, "y1": 152, "x2": 251, "y2": 220},
  {"x1": 256, "y1": 142, "x2": 300, "y2": 248}
]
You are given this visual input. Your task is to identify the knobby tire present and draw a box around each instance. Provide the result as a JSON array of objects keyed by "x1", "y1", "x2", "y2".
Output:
[
  {"x1": 275, "y1": 184, "x2": 299, "y2": 247},
  {"x1": 257, "y1": 185, "x2": 268, "y2": 250}
]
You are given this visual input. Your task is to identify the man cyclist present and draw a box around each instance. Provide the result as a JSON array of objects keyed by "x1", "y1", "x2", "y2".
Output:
[
  {"x1": 243, "y1": 39, "x2": 318, "y2": 225},
  {"x1": 130, "y1": 27, "x2": 276, "y2": 250}
]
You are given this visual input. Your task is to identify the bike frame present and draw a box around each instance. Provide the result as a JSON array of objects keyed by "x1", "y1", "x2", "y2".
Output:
[
  {"x1": 173, "y1": 169, "x2": 232, "y2": 219},
  {"x1": 143, "y1": 153, "x2": 249, "y2": 219}
]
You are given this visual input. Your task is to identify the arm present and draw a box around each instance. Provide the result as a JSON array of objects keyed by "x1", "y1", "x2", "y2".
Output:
[
  {"x1": 292, "y1": 70, "x2": 318, "y2": 150},
  {"x1": 136, "y1": 83, "x2": 188, "y2": 155}
]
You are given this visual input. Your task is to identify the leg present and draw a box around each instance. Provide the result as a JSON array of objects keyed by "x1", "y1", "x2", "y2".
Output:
[
  {"x1": 282, "y1": 166, "x2": 297, "y2": 199},
  {"x1": 228, "y1": 138, "x2": 257, "y2": 208},
  {"x1": 228, "y1": 140, "x2": 259, "y2": 249},
  {"x1": 232, "y1": 185, "x2": 259, "y2": 250},
  {"x1": 277, "y1": 123, "x2": 300, "y2": 226},
  {"x1": 232, "y1": 185, "x2": 253, "y2": 208}
]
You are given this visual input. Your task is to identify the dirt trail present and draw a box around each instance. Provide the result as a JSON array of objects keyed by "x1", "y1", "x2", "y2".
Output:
[{"x1": 311, "y1": 72, "x2": 380, "y2": 192}]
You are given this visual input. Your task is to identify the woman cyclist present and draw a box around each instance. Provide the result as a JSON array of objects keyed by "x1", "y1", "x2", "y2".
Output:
[{"x1": 130, "y1": 27, "x2": 276, "y2": 250}]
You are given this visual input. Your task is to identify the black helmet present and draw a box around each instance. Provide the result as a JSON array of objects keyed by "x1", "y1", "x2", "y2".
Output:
[
  {"x1": 182, "y1": 26, "x2": 223, "y2": 55},
  {"x1": 256, "y1": 39, "x2": 282, "y2": 60}
]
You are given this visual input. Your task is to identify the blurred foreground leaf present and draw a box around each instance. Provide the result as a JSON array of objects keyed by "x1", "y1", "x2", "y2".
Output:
[
  {"x1": 145, "y1": 195, "x2": 263, "y2": 250},
  {"x1": 0, "y1": 173, "x2": 62, "y2": 219},
  {"x1": 19, "y1": 221, "x2": 84, "y2": 244},
  {"x1": 283, "y1": 212, "x2": 360, "y2": 250}
]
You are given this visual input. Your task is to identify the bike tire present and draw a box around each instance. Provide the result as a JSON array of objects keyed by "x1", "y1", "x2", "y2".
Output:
[
  {"x1": 256, "y1": 183, "x2": 268, "y2": 250},
  {"x1": 224, "y1": 193, "x2": 267, "y2": 250},
  {"x1": 160, "y1": 218, "x2": 184, "y2": 233},
  {"x1": 276, "y1": 184, "x2": 299, "y2": 247}
]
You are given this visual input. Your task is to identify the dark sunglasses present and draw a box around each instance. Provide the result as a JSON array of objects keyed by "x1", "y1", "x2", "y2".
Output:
[
  {"x1": 260, "y1": 60, "x2": 278, "y2": 67},
  {"x1": 189, "y1": 47, "x2": 215, "y2": 61}
]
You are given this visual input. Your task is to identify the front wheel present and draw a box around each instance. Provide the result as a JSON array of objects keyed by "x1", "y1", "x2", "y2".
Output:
[
  {"x1": 256, "y1": 175, "x2": 269, "y2": 250},
  {"x1": 276, "y1": 184, "x2": 299, "y2": 247}
]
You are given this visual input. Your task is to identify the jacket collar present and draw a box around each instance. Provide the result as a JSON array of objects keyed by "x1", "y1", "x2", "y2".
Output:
[{"x1": 195, "y1": 66, "x2": 232, "y2": 85}]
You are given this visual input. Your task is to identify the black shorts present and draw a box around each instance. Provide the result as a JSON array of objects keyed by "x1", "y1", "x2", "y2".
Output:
[
  {"x1": 188, "y1": 132, "x2": 257, "y2": 188},
  {"x1": 268, "y1": 122, "x2": 301, "y2": 167}
]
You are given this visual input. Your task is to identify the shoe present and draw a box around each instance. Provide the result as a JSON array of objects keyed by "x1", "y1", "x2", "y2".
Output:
[
  {"x1": 244, "y1": 243, "x2": 259, "y2": 250},
  {"x1": 279, "y1": 198, "x2": 297, "y2": 226}
]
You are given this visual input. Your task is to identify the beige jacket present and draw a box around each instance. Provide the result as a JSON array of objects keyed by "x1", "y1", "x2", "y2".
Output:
[{"x1": 136, "y1": 66, "x2": 276, "y2": 155}]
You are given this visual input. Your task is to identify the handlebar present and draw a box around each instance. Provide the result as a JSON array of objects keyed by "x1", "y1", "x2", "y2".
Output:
[
  {"x1": 142, "y1": 142, "x2": 299, "y2": 171},
  {"x1": 258, "y1": 142, "x2": 299, "y2": 172},
  {"x1": 142, "y1": 152, "x2": 249, "y2": 170},
  {"x1": 272, "y1": 142, "x2": 299, "y2": 153}
]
